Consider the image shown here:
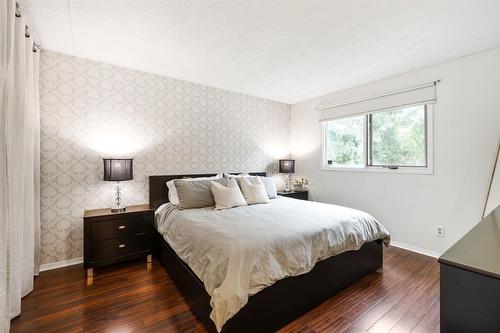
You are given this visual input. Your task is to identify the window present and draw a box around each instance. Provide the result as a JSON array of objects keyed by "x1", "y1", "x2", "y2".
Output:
[
  {"x1": 326, "y1": 115, "x2": 364, "y2": 167},
  {"x1": 322, "y1": 104, "x2": 433, "y2": 173}
]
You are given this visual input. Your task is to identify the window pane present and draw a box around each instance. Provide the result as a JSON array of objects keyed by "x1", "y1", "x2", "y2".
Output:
[
  {"x1": 370, "y1": 105, "x2": 426, "y2": 167},
  {"x1": 326, "y1": 115, "x2": 364, "y2": 167}
]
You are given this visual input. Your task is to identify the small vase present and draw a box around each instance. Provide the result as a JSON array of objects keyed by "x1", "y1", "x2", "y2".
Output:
[{"x1": 293, "y1": 184, "x2": 303, "y2": 191}]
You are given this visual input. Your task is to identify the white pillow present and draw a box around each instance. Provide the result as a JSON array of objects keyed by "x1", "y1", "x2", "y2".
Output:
[
  {"x1": 258, "y1": 176, "x2": 278, "y2": 199},
  {"x1": 223, "y1": 173, "x2": 249, "y2": 180},
  {"x1": 225, "y1": 174, "x2": 277, "y2": 199},
  {"x1": 224, "y1": 172, "x2": 249, "y2": 176},
  {"x1": 167, "y1": 173, "x2": 223, "y2": 205},
  {"x1": 211, "y1": 178, "x2": 247, "y2": 210},
  {"x1": 240, "y1": 177, "x2": 270, "y2": 205}
]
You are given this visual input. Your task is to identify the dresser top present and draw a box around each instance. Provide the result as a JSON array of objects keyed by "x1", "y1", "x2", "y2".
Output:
[
  {"x1": 84, "y1": 204, "x2": 153, "y2": 218},
  {"x1": 439, "y1": 205, "x2": 500, "y2": 279}
]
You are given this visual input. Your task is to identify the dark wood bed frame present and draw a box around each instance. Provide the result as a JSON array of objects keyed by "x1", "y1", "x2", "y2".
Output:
[{"x1": 149, "y1": 173, "x2": 383, "y2": 333}]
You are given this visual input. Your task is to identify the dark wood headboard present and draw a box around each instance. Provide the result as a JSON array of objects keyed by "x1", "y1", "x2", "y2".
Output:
[{"x1": 149, "y1": 172, "x2": 267, "y2": 210}]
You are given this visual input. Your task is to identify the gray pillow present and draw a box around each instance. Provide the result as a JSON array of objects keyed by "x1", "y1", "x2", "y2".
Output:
[{"x1": 174, "y1": 178, "x2": 227, "y2": 210}]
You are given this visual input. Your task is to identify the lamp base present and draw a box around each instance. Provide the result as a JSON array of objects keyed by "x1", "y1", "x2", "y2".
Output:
[
  {"x1": 111, "y1": 181, "x2": 126, "y2": 213},
  {"x1": 284, "y1": 173, "x2": 291, "y2": 192}
]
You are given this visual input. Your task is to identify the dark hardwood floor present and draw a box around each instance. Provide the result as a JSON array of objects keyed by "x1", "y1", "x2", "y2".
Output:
[{"x1": 10, "y1": 246, "x2": 439, "y2": 333}]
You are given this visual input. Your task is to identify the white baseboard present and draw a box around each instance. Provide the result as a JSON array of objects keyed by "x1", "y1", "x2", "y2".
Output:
[
  {"x1": 390, "y1": 241, "x2": 441, "y2": 258},
  {"x1": 40, "y1": 257, "x2": 83, "y2": 272}
]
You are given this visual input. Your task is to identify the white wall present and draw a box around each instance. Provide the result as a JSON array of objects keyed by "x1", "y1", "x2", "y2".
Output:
[{"x1": 291, "y1": 48, "x2": 500, "y2": 256}]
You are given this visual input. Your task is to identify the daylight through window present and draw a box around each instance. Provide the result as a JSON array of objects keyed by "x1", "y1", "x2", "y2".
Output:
[{"x1": 323, "y1": 104, "x2": 432, "y2": 173}]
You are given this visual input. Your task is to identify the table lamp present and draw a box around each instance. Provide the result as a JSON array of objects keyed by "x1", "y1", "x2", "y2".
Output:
[
  {"x1": 279, "y1": 159, "x2": 295, "y2": 192},
  {"x1": 103, "y1": 158, "x2": 133, "y2": 212}
]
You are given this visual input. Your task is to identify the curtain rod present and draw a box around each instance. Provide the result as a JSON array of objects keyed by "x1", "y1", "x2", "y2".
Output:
[{"x1": 16, "y1": 2, "x2": 42, "y2": 52}]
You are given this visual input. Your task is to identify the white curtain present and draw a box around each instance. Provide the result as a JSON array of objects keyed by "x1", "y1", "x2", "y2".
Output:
[{"x1": 0, "y1": 0, "x2": 41, "y2": 331}]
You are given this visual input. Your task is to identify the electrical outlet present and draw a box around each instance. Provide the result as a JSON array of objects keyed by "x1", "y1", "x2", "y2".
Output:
[{"x1": 434, "y1": 225, "x2": 445, "y2": 237}]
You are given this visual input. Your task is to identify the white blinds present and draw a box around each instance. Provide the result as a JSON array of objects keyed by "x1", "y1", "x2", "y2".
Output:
[{"x1": 318, "y1": 81, "x2": 437, "y2": 121}]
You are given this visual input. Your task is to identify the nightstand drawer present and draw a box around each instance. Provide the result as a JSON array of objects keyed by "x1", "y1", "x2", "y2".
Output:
[
  {"x1": 90, "y1": 216, "x2": 150, "y2": 241},
  {"x1": 278, "y1": 191, "x2": 308, "y2": 201},
  {"x1": 90, "y1": 234, "x2": 151, "y2": 262}
]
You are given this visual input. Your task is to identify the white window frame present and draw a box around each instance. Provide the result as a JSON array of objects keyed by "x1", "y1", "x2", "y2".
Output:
[{"x1": 321, "y1": 104, "x2": 434, "y2": 174}]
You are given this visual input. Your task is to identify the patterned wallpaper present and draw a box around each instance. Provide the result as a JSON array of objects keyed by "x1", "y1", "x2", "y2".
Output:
[{"x1": 40, "y1": 50, "x2": 290, "y2": 265}]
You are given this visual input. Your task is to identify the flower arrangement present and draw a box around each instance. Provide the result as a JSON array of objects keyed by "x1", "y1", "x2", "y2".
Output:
[{"x1": 291, "y1": 178, "x2": 309, "y2": 191}]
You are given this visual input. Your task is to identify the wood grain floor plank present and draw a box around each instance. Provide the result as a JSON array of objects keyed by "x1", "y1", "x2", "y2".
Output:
[
  {"x1": 10, "y1": 247, "x2": 439, "y2": 333},
  {"x1": 411, "y1": 296, "x2": 440, "y2": 333},
  {"x1": 326, "y1": 252, "x2": 435, "y2": 332},
  {"x1": 293, "y1": 249, "x2": 429, "y2": 333},
  {"x1": 367, "y1": 255, "x2": 439, "y2": 333}
]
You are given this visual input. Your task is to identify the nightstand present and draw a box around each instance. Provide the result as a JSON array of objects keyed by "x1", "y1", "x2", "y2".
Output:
[
  {"x1": 277, "y1": 190, "x2": 309, "y2": 201},
  {"x1": 83, "y1": 204, "x2": 154, "y2": 278}
]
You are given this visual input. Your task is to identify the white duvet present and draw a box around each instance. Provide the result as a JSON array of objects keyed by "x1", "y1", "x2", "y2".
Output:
[{"x1": 155, "y1": 197, "x2": 390, "y2": 332}]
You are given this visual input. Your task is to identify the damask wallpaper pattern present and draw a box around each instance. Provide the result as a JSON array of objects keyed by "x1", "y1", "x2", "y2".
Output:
[{"x1": 40, "y1": 50, "x2": 290, "y2": 265}]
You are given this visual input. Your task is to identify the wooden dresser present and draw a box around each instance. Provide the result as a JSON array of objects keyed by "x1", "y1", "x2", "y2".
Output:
[
  {"x1": 83, "y1": 204, "x2": 154, "y2": 278},
  {"x1": 439, "y1": 205, "x2": 500, "y2": 332}
]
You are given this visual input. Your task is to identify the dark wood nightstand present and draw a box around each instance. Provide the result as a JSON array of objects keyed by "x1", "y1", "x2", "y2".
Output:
[
  {"x1": 277, "y1": 190, "x2": 309, "y2": 201},
  {"x1": 83, "y1": 204, "x2": 154, "y2": 278}
]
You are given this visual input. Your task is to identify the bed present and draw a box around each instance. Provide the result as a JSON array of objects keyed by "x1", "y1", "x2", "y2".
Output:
[{"x1": 149, "y1": 173, "x2": 390, "y2": 333}]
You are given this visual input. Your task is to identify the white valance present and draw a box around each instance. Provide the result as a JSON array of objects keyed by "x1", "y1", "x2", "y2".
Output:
[{"x1": 318, "y1": 81, "x2": 438, "y2": 121}]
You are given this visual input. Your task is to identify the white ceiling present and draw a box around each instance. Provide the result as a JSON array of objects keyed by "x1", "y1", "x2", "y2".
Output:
[{"x1": 23, "y1": 0, "x2": 500, "y2": 104}]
